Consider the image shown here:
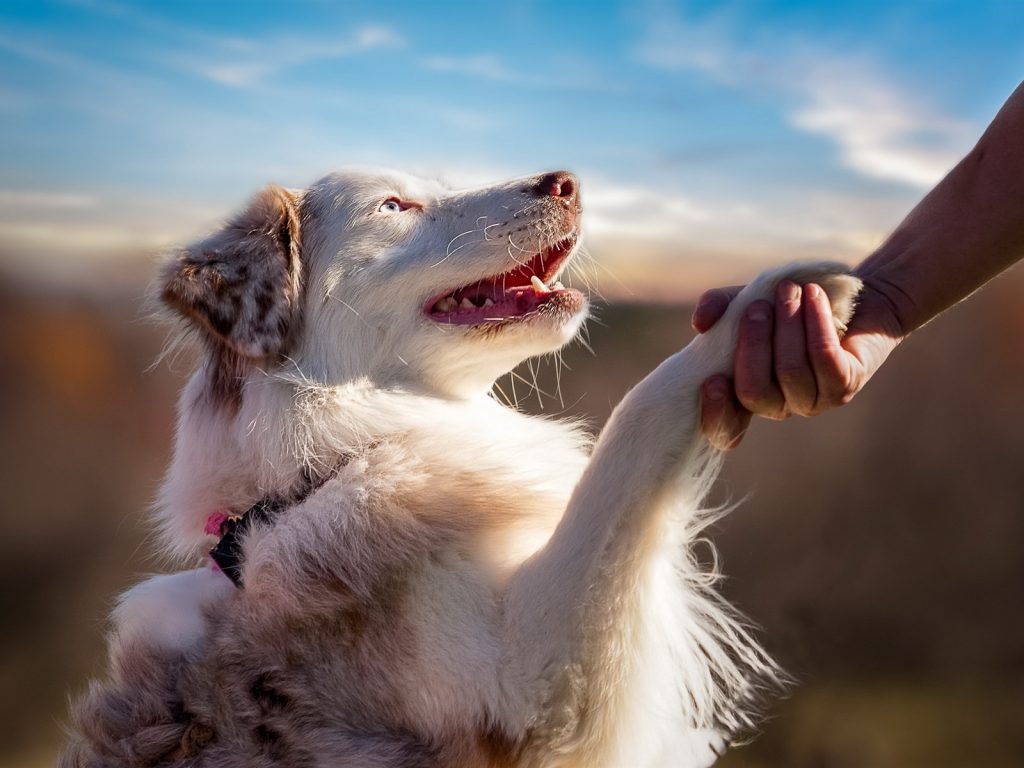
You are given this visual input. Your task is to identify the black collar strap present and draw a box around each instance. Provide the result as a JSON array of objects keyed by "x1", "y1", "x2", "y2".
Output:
[
  {"x1": 209, "y1": 463, "x2": 343, "y2": 588},
  {"x1": 208, "y1": 497, "x2": 285, "y2": 587}
]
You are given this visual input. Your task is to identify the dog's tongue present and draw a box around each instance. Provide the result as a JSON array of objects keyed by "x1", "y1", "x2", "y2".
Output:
[{"x1": 424, "y1": 233, "x2": 580, "y2": 325}]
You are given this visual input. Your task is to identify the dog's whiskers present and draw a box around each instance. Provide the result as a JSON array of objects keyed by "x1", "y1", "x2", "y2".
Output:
[
  {"x1": 490, "y1": 379, "x2": 514, "y2": 408},
  {"x1": 552, "y1": 350, "x2": 566, "y2": 409},
  {"x1": 505, "y1": 240, "x2": 529, "y2": 268},
  {"x1": 509, "y1": 368, "x2": 554, "y2": 406},
  {"x1": 433, "y1": 228, "x2": 479, "y2": 268},
  {"x1": 508, "y1": 371, "x2": 519, "y2": 408},
  {"x1": 576, "y1": 327, "x2": 596, "y2": 357},
  {"x1": 510, "y1": 199, "x2": 546, "y2": 220},
  {"x1": 506, "y1": 233, "x2": 533, "y2": 267},
  {"x1": 526, "y1": 359, "x2": 543, "y2": 409}
]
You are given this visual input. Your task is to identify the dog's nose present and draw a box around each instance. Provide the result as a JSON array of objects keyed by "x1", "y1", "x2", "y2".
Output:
[{"x1": 535, "y1": 171, "x2": 578, "y2": 200}]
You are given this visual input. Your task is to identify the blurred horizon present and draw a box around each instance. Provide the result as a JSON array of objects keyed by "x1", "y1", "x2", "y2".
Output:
[{"x1": 3, "y1": 0, "x2": 1023, "y2": 298}]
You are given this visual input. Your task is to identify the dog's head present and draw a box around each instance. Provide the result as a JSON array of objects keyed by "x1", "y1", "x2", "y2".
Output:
[{"x1": 161, "y1": 168, "x2": 587, "y2": 399}]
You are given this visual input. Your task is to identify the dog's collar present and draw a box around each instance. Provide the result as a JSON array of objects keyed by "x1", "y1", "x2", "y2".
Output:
[
  {"x1": 208, "y1": 464, "x2": 340, "y2": 588},
  {"x1": 208, "y1": 497, "x2": 286, "y2": 587}
]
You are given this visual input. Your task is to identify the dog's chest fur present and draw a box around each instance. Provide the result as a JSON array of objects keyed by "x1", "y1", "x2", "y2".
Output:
[{"x1": 150, "y1": 390, "x2": 591, "y2": 766}]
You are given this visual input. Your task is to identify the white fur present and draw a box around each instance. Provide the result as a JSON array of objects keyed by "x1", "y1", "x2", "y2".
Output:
[
  {"x1": 115, "y1": 168, "x2": 861, "y2": 767},
  {"x1": 113, "y1": 568, "x2": 234, "y2": 653}
]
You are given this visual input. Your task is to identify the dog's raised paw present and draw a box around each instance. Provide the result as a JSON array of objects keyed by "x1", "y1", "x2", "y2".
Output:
[
  {"x1": 802, "y1": 269, "x2": 862, "y2": 335},
  {"x1": 739, "y1": 261, "x2": 863, "y2": 336}
]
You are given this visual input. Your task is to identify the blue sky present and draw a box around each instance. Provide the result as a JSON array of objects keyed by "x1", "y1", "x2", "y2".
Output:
[{"x1": 1, "y1": 0, "x2": 1021, "y2": 297}]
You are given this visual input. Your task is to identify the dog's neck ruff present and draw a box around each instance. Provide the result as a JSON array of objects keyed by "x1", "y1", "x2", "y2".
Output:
[{"x1": 207, "y1": 463, "x2": 341, "y2": 587}]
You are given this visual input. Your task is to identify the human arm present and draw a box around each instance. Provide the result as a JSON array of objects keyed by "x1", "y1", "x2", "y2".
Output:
[{"x1": 698, "y1": 79, "x2": 1024, "y2": 448}]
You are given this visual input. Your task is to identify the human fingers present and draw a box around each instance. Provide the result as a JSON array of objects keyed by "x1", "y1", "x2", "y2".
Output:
[
  {"x1": 734, "y1": 299, "x2": 787, "y2": 418},
  {"x1": 700, "y1": 375, "x2": 752, "y2": 451},
  {"x1": 802, "y1": 283, "x2": 857, "y2": 410},
  {"x1": 691, "y1": 285, "x2": 744, "y2": 333},
  {"x1": 772, "y1": 281, "x2": 819, "y2": 417}
]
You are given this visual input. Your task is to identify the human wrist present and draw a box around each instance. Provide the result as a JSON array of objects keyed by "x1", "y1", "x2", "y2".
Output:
[{"x1": 847, "y1": 271, "x2": 911, "y2": 340}]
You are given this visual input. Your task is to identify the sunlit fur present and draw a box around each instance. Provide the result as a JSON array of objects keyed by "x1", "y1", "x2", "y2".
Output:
[{"x1": 63, "y1": 168, "x2": 862, "y2": 768}]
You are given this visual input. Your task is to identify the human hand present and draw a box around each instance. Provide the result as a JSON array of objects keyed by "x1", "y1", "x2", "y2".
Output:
[{"x1": 693, "y1": 277, "x2": 905, "y2": 450}]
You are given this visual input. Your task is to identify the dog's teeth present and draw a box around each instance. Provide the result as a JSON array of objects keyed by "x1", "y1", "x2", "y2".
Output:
[
  {"x1": 530, "y1": 275, "x2": 549, "y2": 293},
  {"x1": 482, "y1": 297, "x2": 494, "y2": 307},
  {"x1": 552, "y1": 280, "x2": 565, "y2": 291},
  {"x1": 460, "y1": 297, "x2": 475, "y2": 310},
  {"x1": 434, "y1": 296, "x2": 457, "y2": 312}
]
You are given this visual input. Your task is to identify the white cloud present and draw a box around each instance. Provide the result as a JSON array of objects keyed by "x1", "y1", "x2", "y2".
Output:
[
  {"x1": 0, "y1": 221, "x2": 165, "y2": 251},
  {"x1": 584, "y1": 180, "x2": 710, "y2": 241},
  {"x1": 422, "y1": 54, "x2": 530, "y2": 85},
  {"x1": 789, "y1": 65, "x2": 971, "y2": 188},
  {"x1": 637, "y1": 5, "x2": 742, "y2": 79},
  {"x1": 0, "y1": 188, "x2": 226, "y2": 263},
  {"x1": 355, "y1": 25, "x2": 405, "y2": 49},
  {"x1": 65, "y1": 1, "x2": 405, "y2": 89},
  {"x1": 0, "y1": 189, "x2": 97, "y2": 209},
  {"x1": 419, "y1": 52, "x2": 625, "y2": 94},
  {"x1": 0, "y1": 31, "x2": 98, "y2": 71},
  {"x1": 183, "y1": 25, "x2": 406, "y2": 88},
  {"x1": 636, "y1": 9, "x2": 973, "y2": 188},
  {"x1": 583, "y1": 178, "x2": 881, "y2": 256}
]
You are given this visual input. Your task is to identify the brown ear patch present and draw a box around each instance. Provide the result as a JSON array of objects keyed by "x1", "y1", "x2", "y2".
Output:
[{"x1": 161, "y1": 185, "x2": 303, "y2": 360}]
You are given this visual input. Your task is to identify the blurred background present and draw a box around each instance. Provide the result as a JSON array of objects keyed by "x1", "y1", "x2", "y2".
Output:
[{"x1": 2, "y1": 2, "x2": 1023, "y2": 766}]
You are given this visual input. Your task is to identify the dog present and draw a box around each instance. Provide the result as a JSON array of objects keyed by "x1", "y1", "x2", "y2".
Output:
[{"x1": 62, "y1": 168, "x2": 861, "y2": 768}]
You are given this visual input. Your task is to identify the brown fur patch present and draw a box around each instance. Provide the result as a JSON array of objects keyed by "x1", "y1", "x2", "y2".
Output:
[{"x1": 161, "y1": 185, "x2": 304, "y2": 369}]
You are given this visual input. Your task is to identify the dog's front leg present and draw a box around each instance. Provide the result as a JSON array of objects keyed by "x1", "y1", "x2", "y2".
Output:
[{"x1": 502, "y1": 263, "x2": 861, "y2": 766}]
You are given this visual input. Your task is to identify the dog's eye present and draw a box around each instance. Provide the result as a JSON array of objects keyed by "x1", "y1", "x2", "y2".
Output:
[{"x1": 379, "y1": 198, "x2": 403, "y2": 214}]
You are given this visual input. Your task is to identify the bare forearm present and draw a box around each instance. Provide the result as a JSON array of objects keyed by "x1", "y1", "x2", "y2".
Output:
[{"x1": 859, "y1": 80, "x2": 1024, "y2": 334}]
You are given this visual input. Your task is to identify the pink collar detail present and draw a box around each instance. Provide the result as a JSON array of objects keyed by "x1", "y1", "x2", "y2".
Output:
[{"x1": 204, "y1": 510, "x2": 231, "y2": 536}]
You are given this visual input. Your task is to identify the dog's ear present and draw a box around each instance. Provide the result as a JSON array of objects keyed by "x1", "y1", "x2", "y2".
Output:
[{"x1": 161, "y1": 185, "x2": 302, "y2": 359}]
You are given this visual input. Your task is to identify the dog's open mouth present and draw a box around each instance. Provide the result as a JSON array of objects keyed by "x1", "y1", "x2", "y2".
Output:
[{"x1": 424, "y1": 234, "x2": 583, "y2": 325}]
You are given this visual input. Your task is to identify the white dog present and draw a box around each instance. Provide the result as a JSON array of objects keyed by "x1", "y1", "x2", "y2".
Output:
[{"x1": 62, "y1": 169, "x2": 860, "y2": 768}]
